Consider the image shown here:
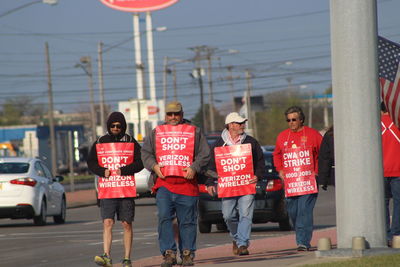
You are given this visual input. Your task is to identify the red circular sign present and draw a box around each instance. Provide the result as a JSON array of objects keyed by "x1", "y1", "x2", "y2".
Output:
[
  {"x1": 99, "y1": 0, "x2": 179, "y2": 12},
  {"x1": 148, "y1": 106, "x2": 160, "y2": 115}
]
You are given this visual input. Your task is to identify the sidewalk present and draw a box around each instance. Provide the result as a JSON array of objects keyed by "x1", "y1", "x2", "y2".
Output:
[{"x1": 66, "y1": 189, "x2": 339, "y2": 267}]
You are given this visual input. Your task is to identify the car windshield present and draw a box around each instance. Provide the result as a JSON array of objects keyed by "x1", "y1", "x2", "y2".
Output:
[{"x1": 0, "y1": 162, "x2": 30, "y2": 174}]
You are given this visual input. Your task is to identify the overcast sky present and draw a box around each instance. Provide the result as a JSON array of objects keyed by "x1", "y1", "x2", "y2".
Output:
[{"x1": 0, "y1": 0, "x2": 399, "y2": 118}]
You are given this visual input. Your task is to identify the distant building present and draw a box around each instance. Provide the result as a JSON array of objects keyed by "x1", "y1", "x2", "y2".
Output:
[{"x1": 0, "y1": 124, "x2": 86, "y2": 175}]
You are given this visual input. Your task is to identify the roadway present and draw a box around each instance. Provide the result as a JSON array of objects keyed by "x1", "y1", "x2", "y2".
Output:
[{"x1": 0, "y1": 189, "x2": 335, "y2": 266}]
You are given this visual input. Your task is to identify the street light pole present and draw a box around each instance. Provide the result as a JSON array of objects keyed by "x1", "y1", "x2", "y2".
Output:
[
  {"x1": 45, "y1": 42, "x2": 57, "y2": 176},
  {"x1": 245, "y1": 69, "x2": 253, "y2": 136},
  {"x1": 0, "y1": 0, "x2": 57, "y2": 19},
  {"x1": 77, "y1": 56, "x2": 97, "y2": 143}
]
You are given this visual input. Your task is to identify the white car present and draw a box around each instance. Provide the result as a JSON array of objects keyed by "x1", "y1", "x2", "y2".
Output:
[{"x1": 0, "y1": 157, "x2": 66, "y2": 226}]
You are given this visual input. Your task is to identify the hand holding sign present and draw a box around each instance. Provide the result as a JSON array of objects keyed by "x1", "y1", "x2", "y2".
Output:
[
  {"x1": 153, "y1": 164, "x2": 165, "y2": 179},
  {"x1": 278, "y1": 170, "x2": 285, "y2": 180},
  {"x1": 206, "y1": 185, "x2": 217, "y2": 197},
  {"x1": 105, "y1": 169, "x2": 110, "y2": 178},
  {"x1": 249, "y1": 175, "x2": 258, "y2": 184},
  {"x1": 183, "y1": 167, "x2": 196, "y2": 179}
]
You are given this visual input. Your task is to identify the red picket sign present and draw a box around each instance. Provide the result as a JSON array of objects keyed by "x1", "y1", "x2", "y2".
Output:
[
  {"x1": 155, "y1": 124, "x2": 195, "y2": 178},
  {"x1": 282, "y1": 146, "x2": 318, "y2": 197},
  {"x1": 215, "y1": 143, "x2": 256, "y2": 198},
  {"x1": 96, "y1": 143, "x2": 136, "y2": 199}
]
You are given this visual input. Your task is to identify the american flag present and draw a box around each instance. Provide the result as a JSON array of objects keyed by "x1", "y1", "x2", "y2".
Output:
[{"x1": 378, "y1": 36, "x2": 400, "y2": 129}]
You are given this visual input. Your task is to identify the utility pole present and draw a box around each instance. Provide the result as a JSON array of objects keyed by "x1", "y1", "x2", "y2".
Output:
[
  {"x1": 245, "y1": 69, "x2": 255, "y2": 137},
  {"x1": 196, "y1": 67, "x2": 206, "y2": 132},
  {"x1": 163, "y1": 56, "x2": 168, "y2": 108},
  {"x1": 172, "y1": 64, "x2": 177, "y2": 101},
  {"x1": 97, "y1": 42, "x2": 106, "y2": 132},
  {"x1": 227, "y1": 66, "x2": 236, "y2": 111},
  {"x1": 189, "y1": 46, "x2": 207, "y2": 133},
  {"x1": 68, "y1": 131, "x2": 74, "y2": 192},
  {"x1": 308, "y1": 93, "x2": 313, "y2": 128},
  {"x1": 205, "y1": 46, "x2": 217, "y2": 132},
  {"x1": 324, "y1": 95, "x2": 329, "y2": 128},
  {"x1": 45, "y1": 42, "x2": 57, "y2": 176}
]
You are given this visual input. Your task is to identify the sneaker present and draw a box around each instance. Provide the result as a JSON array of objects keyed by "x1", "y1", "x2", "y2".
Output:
[
  {"x1": 121, "y1": 258, "x2": 132, "y2": 267},
  {"x1": 161, "y1": 250, "x2": 177, "y2": 267},
  {"x1": 238, "y1": 246, "x2": 249, "y2": 256},
  {"x1": 297, "y1": 245, "x2": 309, "y2": 251},
  {"x1": 94, "y1": 253, "x2": 113, "y2": 267},
  {"x1": 232, "y1": 241, "x2": 239, "y2": 255},
  {"x1": 181, "y1": 250, "x2": 194, "y2": 266}
]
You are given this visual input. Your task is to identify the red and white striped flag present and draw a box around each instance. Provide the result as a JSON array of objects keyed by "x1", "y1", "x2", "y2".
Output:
[{"x1": 378, "y1": 36, "x2": 400, "y2": 129}]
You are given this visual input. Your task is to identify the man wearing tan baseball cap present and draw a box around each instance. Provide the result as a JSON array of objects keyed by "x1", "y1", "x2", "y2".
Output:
[{"x1": 141, "y1": 101, "x2": 210, "y2": 266}]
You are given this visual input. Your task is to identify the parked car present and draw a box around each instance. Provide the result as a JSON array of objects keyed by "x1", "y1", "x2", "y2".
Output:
[
  {"x1": 197, "y1": 151, "x2": 291, "y2": 233},
  {"x1": 95, "y1": 168, "x2": 154, "y2": 205},
  {"x1": 0, "y1": 157, "x2": 66, "y2": 226}
]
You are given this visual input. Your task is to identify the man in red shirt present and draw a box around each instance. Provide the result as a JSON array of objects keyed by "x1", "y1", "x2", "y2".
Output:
[
  {"x1": 141, "y1": 101, "x2": 210, "y2": 267},
  {"x1": 381, "y1": 102, "x2": 400, "y2": 247},
  {"x1": 273, "y1": 106, "x2": 322, "y2": 251}
]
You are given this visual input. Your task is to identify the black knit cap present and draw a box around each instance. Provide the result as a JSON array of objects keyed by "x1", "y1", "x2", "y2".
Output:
[{"x1": 106, "y1": 111, "x2": 127, "y2": 136}]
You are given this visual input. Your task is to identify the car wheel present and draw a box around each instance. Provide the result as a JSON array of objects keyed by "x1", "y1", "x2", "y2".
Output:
[
  {"x1": 276, "y1": 199, "x2": 292, "y2": 231},
  {"x1": 54, "y1": 197, "x2": 66, "y2": 224},
  {"x1": 278, "y1": 216, "x2": 292, "y2": 231},
  {"x1": 33, "y1": 200, "x2": 47, "y2": 226},
  {"x1": 216, "y1": 223, "x2": 228, "y2": 232},
  {"x1": 96, "y1": 191, "x2": 100, "y2": 207},
  {"x1": 198, "y1": 220, "x2": 212, "y2": 233}
]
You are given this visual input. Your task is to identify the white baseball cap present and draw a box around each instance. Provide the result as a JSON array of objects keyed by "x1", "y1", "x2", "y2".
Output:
[{"x1": 225, "y1": 112, "x2": 247, "y2": 124}]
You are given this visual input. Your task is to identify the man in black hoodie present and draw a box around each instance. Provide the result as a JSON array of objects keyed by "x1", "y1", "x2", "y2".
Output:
[{"x1": 87, "y1": 111, "x2": 143, "y2": 267}]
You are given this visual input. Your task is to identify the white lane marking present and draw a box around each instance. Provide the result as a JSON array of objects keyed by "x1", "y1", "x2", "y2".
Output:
[
  {"x1": 143, "y1": 233, "x2": 158, "y2": 237},
  {"x1": 88, "y1": 239, "x2": 122, "y2": 246},
  {"x1": 83, "y1": 221, "x2": 101, "y2": 225},
  {"x1": 9, "y1": 230, "x2": 102, "y2": 236}
]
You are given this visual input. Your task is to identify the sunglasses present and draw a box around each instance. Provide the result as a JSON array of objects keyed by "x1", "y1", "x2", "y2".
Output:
[
  {"x1": 233, "y1": 121, "x2": 246, "y2": 125},
  {"x1": 286, "y1": 118, "x2": 299, "y2": 122},
  {"x1": 110, "y1": 124, "x2": 122, "y2": 129},
  {"x1": 166, "y1": 112, "x2": 181, "y2": 116}
]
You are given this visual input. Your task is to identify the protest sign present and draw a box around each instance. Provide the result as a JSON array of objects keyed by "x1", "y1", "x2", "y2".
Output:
[
  {"x1": 215, "y1": 143, "x2": 255, "y2": 197},
  {"x1": 96, "y1": 142, "x2": 136, "y2": 198},
  {"x1": 155, "y1": 124, "x2": 195, "y2": 177},
  {"x1": 282, "y1": 146, "x2": 318, "y2": 197}
]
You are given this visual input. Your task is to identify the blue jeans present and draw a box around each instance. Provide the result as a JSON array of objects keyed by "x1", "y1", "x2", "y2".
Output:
[
  {"x1": 286, "y1": 193, "x2": 318, "y2": 248},
  {"x1": 156, "y1": 186, "x2": 198, "y2": 255},
  {"x1": 384, "y1": 177, "x2": 400, "y2": 240},
  {"x1": 222, "y1": 194, "x2": 255, "y2": 247}
]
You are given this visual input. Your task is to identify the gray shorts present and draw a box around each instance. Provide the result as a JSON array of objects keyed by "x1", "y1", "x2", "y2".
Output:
[{"x1": 100, "y1": 198, "x2": 135, "y2": 222}]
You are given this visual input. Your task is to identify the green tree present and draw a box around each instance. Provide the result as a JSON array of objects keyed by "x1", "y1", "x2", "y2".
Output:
[
  {"x1": 0, "y1": 96, "x2": 45, "y2": 126},
  {"x1": 256, "y1": 90, "x2": 306, "y2": 145}
]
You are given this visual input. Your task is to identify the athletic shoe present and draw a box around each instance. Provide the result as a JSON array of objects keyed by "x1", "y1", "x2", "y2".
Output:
[
  {"x1": 297, "y1": 245, "x2": 309, "y2": 251},
  {"x1": 161, "y1": 250, "x2": 176, "y2": 267},
  {"x1": 94, "y1": 253, "x2": 113, "y2": 267},
  {"x1": 181, "y1": 250, "x2": 194, "y2": 266},
  {"x1": 238, "y1": 246, "x2": 249, "y2": 256},
  {"x1": 232, "y1": 241, "x2": 239, "y2": 255}
]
